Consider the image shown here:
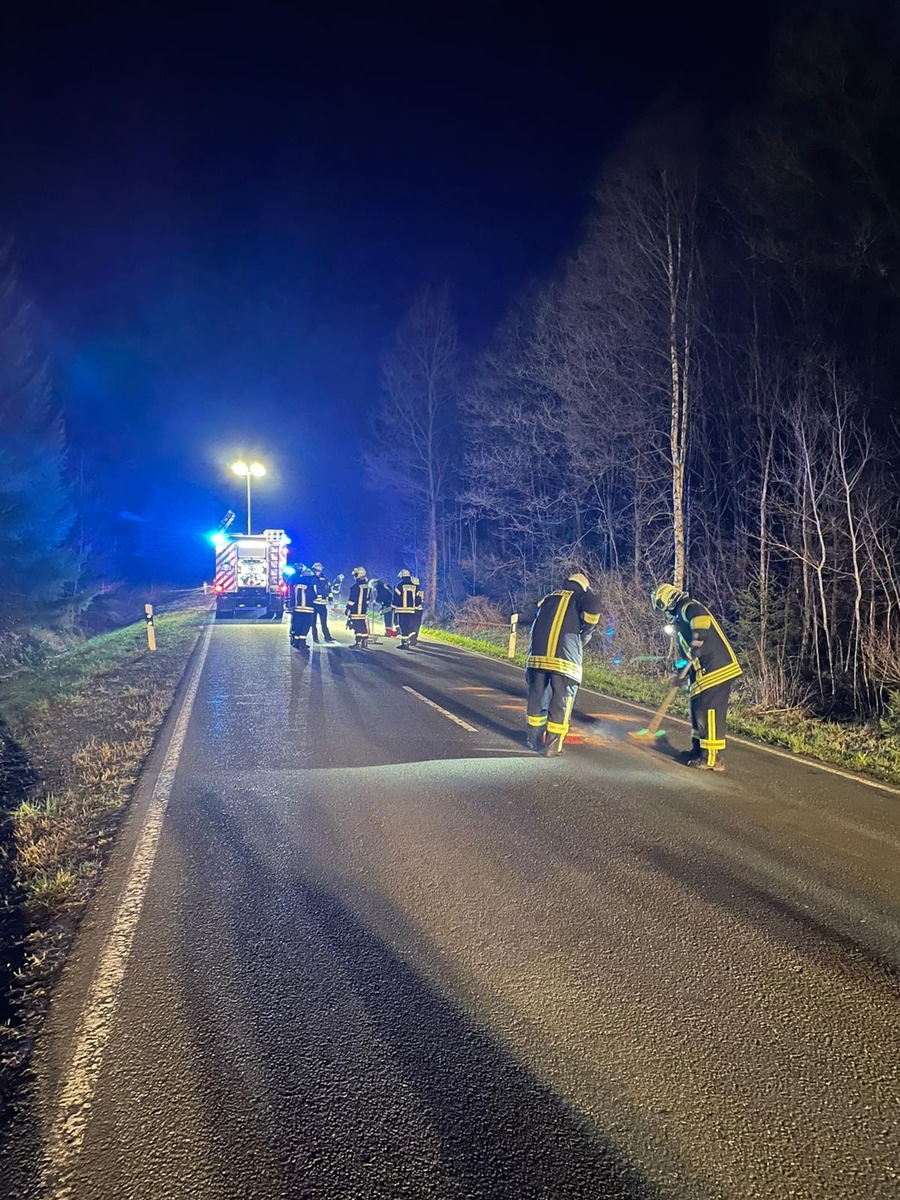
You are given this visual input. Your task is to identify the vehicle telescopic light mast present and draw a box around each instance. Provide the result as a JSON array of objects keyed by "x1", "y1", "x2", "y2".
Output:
[{"x1": 231, "y1": 461, "x2": 266, "y2": 534}]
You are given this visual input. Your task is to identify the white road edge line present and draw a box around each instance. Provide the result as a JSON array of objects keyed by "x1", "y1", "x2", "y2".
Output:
[
  {"x1": 402, "y1": 685, "x2": 479, "y2": 732},
  {"x1": 421, "y1": 634, "x2": 900, "y2": 800},
  {"x1": 42, "y1": 621, "x2": 214, "y2": 1198}
]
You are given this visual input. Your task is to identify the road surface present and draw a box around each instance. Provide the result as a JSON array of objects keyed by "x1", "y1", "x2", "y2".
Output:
[{"x1": 14, "y1": 621, "x2": 900, "y2": 1198}]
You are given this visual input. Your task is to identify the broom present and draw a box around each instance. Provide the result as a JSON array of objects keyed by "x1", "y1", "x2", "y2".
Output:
[{"x1": 628, "y1": 664, "x2": 691, "y2": 744}]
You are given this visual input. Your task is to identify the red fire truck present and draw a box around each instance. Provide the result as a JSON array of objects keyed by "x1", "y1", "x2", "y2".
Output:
[{"x1": 212, "y1": 528, "x2": 290, "y2": 620}]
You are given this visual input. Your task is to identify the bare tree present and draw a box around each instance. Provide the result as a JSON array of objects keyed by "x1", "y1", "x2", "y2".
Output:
[{"x1": 367, "y1": 287, "x2": 458, "y2": 610}]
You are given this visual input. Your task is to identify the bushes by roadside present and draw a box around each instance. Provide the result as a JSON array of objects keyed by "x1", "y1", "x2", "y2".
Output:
[{"x1": 0, "y1": 604, "x2": 209, "y2": 1090}]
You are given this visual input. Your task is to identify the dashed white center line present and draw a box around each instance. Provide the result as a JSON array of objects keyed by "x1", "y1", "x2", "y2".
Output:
[{"x1": 402, "y1": 685, "x2": 479, "y2": 732}]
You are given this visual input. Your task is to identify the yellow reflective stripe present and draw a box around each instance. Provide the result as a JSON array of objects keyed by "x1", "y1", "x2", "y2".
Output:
[
  {"x1": 546, "y1": 591, "x2": 573, "y2": 658},
  {"x1": 583, "y1": 611, "x2": 600, "y2": 625},
  {"x1": 690, "y1": 615, "x2": 712, "y2": 629},
  {"x1": 527, "y1": 715, "x2": 547, "y2": 727},
  {"x1": 547, "y1": 721, "x2": 569, "y2": 735},
  {"x1": 691, "y1": 663, "x2": 742, "y2": 694},
  {"x1": 525, "y1": 655, "x2": 582, "y2": 683}
]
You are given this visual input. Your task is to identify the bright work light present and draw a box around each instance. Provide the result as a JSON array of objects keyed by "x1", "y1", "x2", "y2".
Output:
[{"x1": 230, "y1": 460, "x2": 268, "y2": 534}]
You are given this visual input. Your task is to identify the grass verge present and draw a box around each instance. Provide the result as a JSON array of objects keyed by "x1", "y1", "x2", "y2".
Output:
[
  {"x1": 423, "y1": 626, "x2": 900, "y2": 788},
  {"x1": 0, "y1": 604, "x2": 209, "y2": 1090}
]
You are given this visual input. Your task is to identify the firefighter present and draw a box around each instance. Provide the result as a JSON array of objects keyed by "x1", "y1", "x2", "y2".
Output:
[
  {"x1": 369, "y1": 577, "x2": 396, "y2": 636},
  {"x1": 289, "y1": 566, "x2": 318, "y2": 650},
  {"x1": 525, "y1": 572, "x2": 601, "y2": 756},
  {"x1": 393, "y1": 569, "x2": 418, "y2": 649},
  {"x1": 410, "y1": 576, "x2": 424, "y2": 645},
  {"x1": 651, "y1": 584, "x2": 743, "y2": 772},
  {"x1": 346, "y1": 567, "x2": 370, "y2": 648},
  {"x1": 310, "y1": 563, "x2": 336, "y2": 643}
]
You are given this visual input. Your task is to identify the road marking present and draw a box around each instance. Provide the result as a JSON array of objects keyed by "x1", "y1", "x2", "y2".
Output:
[
  {"x1": 42, "y1": 621, "x2": 214, "y2": 1198},
  {"x1": 402, "y1": 685, "x2": 479, "y2": 732},
  {"x1": 425, "y1": 637, "x2": 900, "y2": 800},
  {"x1": 451, "y1": 685, "x2": 495, "y2": 691}
]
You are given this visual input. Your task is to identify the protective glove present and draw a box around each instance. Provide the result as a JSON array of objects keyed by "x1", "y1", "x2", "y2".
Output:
[{"x1": 670, "y1": 660, "x2": 693, "y2": 689}]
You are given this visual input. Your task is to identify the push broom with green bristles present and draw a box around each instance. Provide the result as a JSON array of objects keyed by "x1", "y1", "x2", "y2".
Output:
[{"x1": 628, "y1": 664, "x2": 691, "y2": 744}]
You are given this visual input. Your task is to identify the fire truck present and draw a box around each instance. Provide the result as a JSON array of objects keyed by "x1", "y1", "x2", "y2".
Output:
[{"x1": 212, "y1": 526, "x2": 291, "y2": 620}]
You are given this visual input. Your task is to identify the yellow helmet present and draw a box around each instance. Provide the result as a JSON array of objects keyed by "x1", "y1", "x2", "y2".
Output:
[
  {"x1": 651, "y1": 583, "x2": 686, "y2": 613},
  {"x1": 566, "y1": 572, "x2": 590, "y2": 591},
  {"x1": 352, "y1": 566, "x2": 367, "y2": 579},
  {"x1": 411, "y1": 576, "x2": 420, "y2": 586}
]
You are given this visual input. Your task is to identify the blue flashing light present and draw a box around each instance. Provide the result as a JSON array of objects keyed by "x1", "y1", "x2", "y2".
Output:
[
  {"x1": 208, "y1": 531, "x2": 229, "y2": 548},
  {"x1": 283, "y1": 565, "x2": 297, "y2": 577}
]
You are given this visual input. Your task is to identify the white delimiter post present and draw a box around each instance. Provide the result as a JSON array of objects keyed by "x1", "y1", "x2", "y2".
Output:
[
  {"x1": 144, "y1": 603, "x2": 157, "y2": 652},
  {"x1": 508, "y1": 612, "x2": 519, "y2": 658}
]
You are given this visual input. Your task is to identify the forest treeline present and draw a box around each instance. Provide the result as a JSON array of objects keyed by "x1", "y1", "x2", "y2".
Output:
[
  {"x1": 0, "y1": 250, "x2": 94, "y2": 668},
  {"x1": 369, "y1": 5, "x2": 900, "y2": 717}
]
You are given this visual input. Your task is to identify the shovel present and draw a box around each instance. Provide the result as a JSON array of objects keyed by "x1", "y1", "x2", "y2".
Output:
[{"x1": 628, "y1": 665, "x2": 691, "y2": 744}]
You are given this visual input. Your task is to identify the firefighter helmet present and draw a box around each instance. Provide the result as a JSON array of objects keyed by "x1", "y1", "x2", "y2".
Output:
[
  {"x1": 651, "y1": 583, "x2": 687, "y2": 613},
  {"x1": 411, "y1": 576, "x2": 420, "y2": 586},
  {"x1": 398, "y1": 568, "x2": 412, "y2": 579},
  {"x1": 566, "y1": 572, "x2": 590, "y2": 592},
  {"x1": 312, "y1": 562, "x2": 323, "y2": 571},
  {"x1": 352, "y1": 566, "x2": 367, "y2": 579}
]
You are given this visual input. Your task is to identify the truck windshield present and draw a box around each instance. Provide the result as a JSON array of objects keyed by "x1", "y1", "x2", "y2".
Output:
[{"x1": 235, "y1": 558, "x2": 267, "y2": 588}]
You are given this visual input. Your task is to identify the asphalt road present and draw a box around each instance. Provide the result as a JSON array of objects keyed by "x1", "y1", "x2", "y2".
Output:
[{"x1": 19, "y1": 620, "x2": 900, "y2": 1198}]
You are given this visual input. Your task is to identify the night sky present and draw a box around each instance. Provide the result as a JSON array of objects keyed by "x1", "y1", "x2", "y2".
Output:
[{"x1": 0, "y1": 1, "x2": 776, "y2": 578}]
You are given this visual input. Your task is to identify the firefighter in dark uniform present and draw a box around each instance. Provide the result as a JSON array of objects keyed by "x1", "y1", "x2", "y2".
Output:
[
  {"x1": 410, "y1": 576, "x2": 424, "y2": 645},
  {"x1": 369, "y1": 578, "x2": 396, "y2": 636},
  {"x1": 310, "y1": 563, "x2": 335, "y2": 643},
  {"x1": 346, "y1": 567, "x2": 370, "y2": 649},
  {"x1": 393, "y1": 570, "x2": 418, "y2": 649},
  {"x1": 651, "y1": 584, "x2": 742, "y2": 772},
  {"x1": 525, "y1": 572, "x2": 601, "y2": 756},
  {"x1": 289, "y1": 566, "x2": 318, "y2": 650}
]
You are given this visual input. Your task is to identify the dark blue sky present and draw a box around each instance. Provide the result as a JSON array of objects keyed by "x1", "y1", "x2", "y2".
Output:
[{"x1": 0, "y1": 1, "x2": 776, "y2": 576}]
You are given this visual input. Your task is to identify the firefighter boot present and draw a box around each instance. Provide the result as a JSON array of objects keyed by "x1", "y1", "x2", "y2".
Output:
[
  {"x1": 399, "y1": 637, "x2": 410, "y2": 650},
  {"x1": 695, "y1": 756, "x2": 725, "y2": 773},
  {"x1": 526, "y1": 728, "x2": 545, "y2": 753},
  {"x1": 544, "y1": 733, "x2": 565, "y2": 758}
]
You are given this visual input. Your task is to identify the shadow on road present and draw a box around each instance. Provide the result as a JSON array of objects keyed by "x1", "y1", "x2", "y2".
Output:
[
  {"x1": 642, "y1": 844, "x2": 900, "y2": 985},
  {"x1": 172, "y1": 789, "x2": 662, "y2": 1200}
]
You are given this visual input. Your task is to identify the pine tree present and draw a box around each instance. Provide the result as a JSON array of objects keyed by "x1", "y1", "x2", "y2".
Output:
[{"x1": 0, "y1": 248, "x2": 73, "y2": 623}]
